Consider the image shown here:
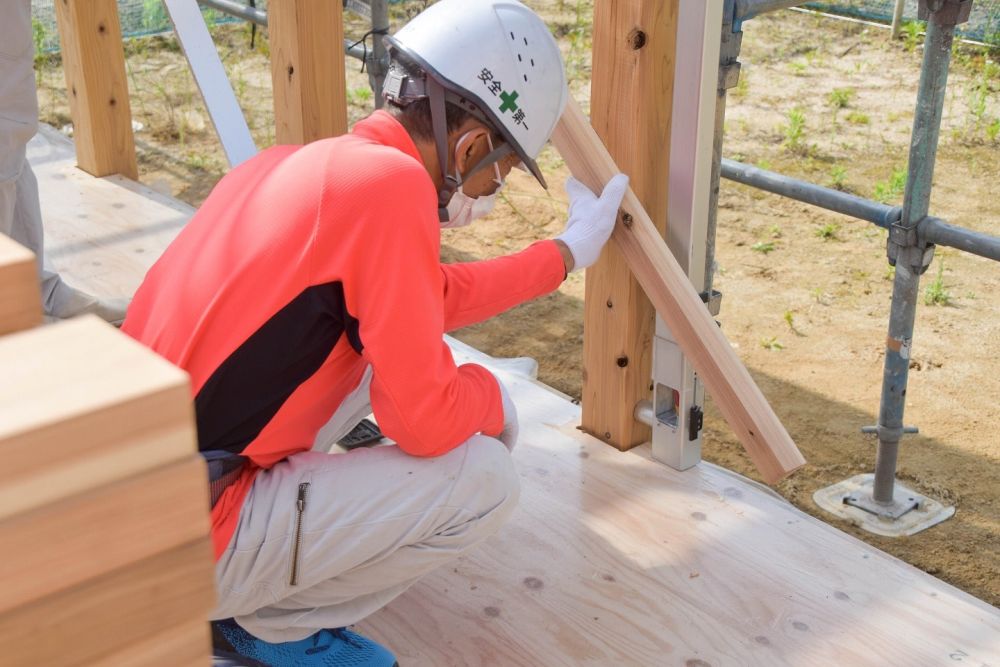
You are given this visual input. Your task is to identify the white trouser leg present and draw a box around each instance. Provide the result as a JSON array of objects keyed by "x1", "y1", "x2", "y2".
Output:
[
  {"x1": 0, "y1": 3, "x2": 101, "y2": 318},
  {"x1": 211, "y1": 435, "x2": 520, "y2": 643}
]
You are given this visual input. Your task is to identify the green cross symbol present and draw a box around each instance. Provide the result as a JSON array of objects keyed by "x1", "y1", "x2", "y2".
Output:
[{"x1": 499, "y1": 90, "x2": 519, "y2": 113}]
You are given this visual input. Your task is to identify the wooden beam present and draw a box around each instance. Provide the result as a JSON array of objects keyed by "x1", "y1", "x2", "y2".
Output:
[
  {"x1": 0, "y1": 456, "x2": 209, "y2": 613},
  {"x1": 89, "y1": 620, "x2": 212, "y2": 667},
  {"x1": 0, "y1": 539, "x2": 214, "y2": 666},
  {"x1": 0, "y1": 236, "x2": 41, "y2": 335},
  {"x1": 0, "y1": 316, "x2": 196, "y2": 519},
  {"x1": 269, "y1": 0, "x2": 348, "y2": 144},
  {"x1": 581, "y1": 0, "x2": 679, "y2": 450},
  {"x1": 54, "y1": 0, "x2": 138, "y2": 179},
  {"x1": 552, "y1": 98, "x2": 806, "y2": 483}
]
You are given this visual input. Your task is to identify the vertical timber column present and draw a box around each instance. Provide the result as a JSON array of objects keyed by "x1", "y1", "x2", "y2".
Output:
[
  {"x1": 269, "y1": 0, "x2": 348, "y2": 144},
  {"x1": 53, "y1": 0, "x2": 138, "y2": 179},
  {"x1": 584, "y1": 0, "x2": 679, "y2": 449}
]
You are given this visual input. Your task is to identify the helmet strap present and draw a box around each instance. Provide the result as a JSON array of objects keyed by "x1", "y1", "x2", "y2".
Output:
[{"x1": 427, "y1": 77, "x2": 459, "y2": 222}]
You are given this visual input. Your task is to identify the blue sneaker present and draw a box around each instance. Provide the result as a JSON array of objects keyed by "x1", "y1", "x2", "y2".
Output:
[{"x1": 211, "y1": 618, "x2": 398, "y2": 667}]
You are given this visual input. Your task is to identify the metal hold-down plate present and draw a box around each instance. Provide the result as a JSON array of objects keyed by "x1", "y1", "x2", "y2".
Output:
[{"x1": 813, "y1": 474, "x2": 955, "y2": 537}]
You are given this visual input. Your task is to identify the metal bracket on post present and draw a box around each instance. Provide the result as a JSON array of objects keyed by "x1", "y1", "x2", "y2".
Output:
[
  {"x1": 643, "y1": 0, "x2": 724, "y2": 473},
  {"x1": 888, "y1": 218, "x2": 936, "y2": 275},
  {"x1": 917, "y1": 0, "x2": 973, "y2": 25}
]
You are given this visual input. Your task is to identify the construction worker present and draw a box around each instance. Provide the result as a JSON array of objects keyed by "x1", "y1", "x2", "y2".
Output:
[
  {"x1": 0, "y1": 0, "x2": 128, "y2": 324},
  {"x1": 123, "y1": 0, "x2": 627, "y2": 664}
]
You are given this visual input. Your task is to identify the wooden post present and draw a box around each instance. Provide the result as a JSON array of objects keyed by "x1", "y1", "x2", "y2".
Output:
[
  {"x1": 553, "y1": 98, "x2": 806, "y2": 483},
  {"x1": 583, "y1": 0, "x2": 679, "y2": 450},
  {"x1": 269, "y1": 0, "x2": 348, "y2": 144},
  {"x1": 53, "y1": 0, "x2": 138, "y2": 179}
]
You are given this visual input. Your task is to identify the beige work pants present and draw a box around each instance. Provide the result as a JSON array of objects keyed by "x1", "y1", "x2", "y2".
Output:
[{"x1": 210, "y1": 368, "x2": 520, "y2": 643}]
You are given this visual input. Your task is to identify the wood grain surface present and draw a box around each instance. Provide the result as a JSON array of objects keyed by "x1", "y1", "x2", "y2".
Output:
[
  {"x1": 0, "y1": 235, "x2": 42, "y2": 335},
  {"x1": 580, "y1": 0, "x2": 679, "y2": 451},
  {"x1": 552, "y1": 98, "x2": 805, "y2": 484},
  {"x1": 53, "y1": 0, "x2": 138, "y2": 178},
  {"x1": 0, "y1": 316, "x2": 196, "y2": 519},
  {"x1": 0, "y1": 455, "x2": 209, "y2": 613},
  {"x1": 0, "y1": 539, "x2": 214, "y2": 667},
  {"x1": 357, "y1": 340, "x2": 1000, "y2": 666},
  {"x1": 269, "y1": 0, "x2": 348, "y2": 143}
]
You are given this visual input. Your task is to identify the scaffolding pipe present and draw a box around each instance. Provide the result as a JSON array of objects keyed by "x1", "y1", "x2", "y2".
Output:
[
  {"x1": 874, "y1": 15, "x2": 956, "y2": 505},
  {"x1": 197, "y1": 0, "x2": 368, "y2": 62},
  {"x1": 734, "y1": 0, "x2": 808, "y2": 24},
  {"x1": 704, "y1": 2, "x2": 741, "y2": 296},
  {"x1": 721, "y1": 158, "x2": 901, "y2": 228},
  {"x1": 721, "y1": 159, "x2": 1000, "y2": 262},
  {"x1": 920, "y1": 216, "x2": 1000, "y2": 262},
  {"x1": 200, "y1": 0, "x2": 265, "y2": 25}
]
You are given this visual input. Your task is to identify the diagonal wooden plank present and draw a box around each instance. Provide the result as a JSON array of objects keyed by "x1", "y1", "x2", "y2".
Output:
[{"x1": 552, "y1": 97, "x2": 806, "y2": 483}]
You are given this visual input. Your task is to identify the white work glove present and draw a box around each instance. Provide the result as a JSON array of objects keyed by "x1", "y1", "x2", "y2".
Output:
[
  {"x1": 495, "y1": 377, "x2": 519, "y2": 452},
  {"x1": 556, "y1": 174, "x2": 630, "y2": 272}
]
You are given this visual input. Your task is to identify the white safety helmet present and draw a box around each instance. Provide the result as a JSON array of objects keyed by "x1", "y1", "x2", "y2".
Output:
[{"x1": 383, "y1": 0, "x2": 568, "y2": 217}]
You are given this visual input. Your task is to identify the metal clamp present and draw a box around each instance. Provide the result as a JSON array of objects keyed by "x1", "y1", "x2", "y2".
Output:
[
  {"x1": 861, "y1": 424, "x2": 919, "y2": 442},
  {"x1": 700, "y1": 289, "x2": 723, "y2": 317},
  {"x1": 918, "y1": 0, "x2": 974, "y2": 26},
  {"x1": 888, "y1": 219, "x2": 936, "y2": 274}
]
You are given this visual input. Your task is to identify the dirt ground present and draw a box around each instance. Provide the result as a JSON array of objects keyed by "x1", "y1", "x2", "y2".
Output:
[{"x1": 34, "y1": 3, "x2": 999, "y2": 605}]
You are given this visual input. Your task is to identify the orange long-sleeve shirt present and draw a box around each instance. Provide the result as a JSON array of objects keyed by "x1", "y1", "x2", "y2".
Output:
[{"x1": 123, "y1": 111, "x2": 565, "y2": 558}]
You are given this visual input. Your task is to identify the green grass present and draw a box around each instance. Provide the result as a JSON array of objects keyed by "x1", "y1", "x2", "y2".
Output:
[
  {"x1": 815, "y1": 223, "x2": 839, "y2": 240},
  {"x1": 874, "y1": 168, "x2": 907, "y2": 203},
  {"x1": 829, "y1": 165, "x2": 847, "y2": 190},
  {"x1": 760, "y1": 337, "x2": 785, "y2": 351},
  {"x1": 751, "y1": 241, "x2": 776, "y2": 254},
  {"x1": 924, "y1": 261, "x2": 952, "y2": 306},
  {"x1": 901, "y1": 21, "x2": 923, "y2": 52},
  {"x1": 828, "y1": 88, "x2": 854, "y2": 110},
  {"x1": 846, "y1": 111, "x2": 870, "y2": 125},
  {"x1": 783, "y1": 107, "x2": 806, "y2": 153}
]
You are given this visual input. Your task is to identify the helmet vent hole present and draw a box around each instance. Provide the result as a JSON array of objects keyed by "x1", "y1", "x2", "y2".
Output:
[
  {"x1": 530, "y1": 58, "x2": 535, "y2": 67},
  {"x1": 523, "y1": 37, "x2": 528, "y2": 45},
  {"x1": 523, "y1": 74, "x2": 528, "y2": 82},
  {"x1": 518, "y1": 54, "x2": 522, "y2": 62},
  {"x1": 510, "y1": 31, "x2": 515, "y2": 40}
]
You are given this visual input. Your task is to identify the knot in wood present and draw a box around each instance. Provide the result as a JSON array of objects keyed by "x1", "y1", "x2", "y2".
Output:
[
  {"x1": 616, "y1": 355, "x2": 629, "y2": 368},
  {"x1": 627, "y1": 29, "x2": 647, "y2": 50},
  {"x1": 621, "y1": 212, "x2": 634, "y2": 228}
]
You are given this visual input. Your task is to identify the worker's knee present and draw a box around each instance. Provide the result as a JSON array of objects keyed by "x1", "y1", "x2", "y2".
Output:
[{"x1": 455, "y1": 435, "x2": 521, "y2": 527}]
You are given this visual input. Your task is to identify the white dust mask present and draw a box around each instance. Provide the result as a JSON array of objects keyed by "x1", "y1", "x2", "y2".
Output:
[{"x1": 441, "y1": 132, "x2": 504, "y2": 229}]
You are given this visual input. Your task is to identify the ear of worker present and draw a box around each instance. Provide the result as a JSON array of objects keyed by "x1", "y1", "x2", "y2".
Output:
[
  {"x1": 0, "y1": 238, "x2": 215, "y2": 665},
  {"x1": 551, "y1": 98, "x2": 806, "y2": 484}
]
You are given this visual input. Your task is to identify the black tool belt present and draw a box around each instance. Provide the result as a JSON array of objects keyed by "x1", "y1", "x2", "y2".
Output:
[{"x1": 204, "y1": 451, "x2": 250, "y2": 509}]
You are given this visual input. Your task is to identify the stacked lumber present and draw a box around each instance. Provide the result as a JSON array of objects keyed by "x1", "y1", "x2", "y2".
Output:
[
  {"x1": 0, "y1": 250, "x2": 214, "y2": 666},
  {"x1": 0, "y1": 234, "x2": 42, "y2": 335}
]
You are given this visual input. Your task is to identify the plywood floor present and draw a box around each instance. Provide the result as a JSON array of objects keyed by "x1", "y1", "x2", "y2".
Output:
[{"x1": 28, "y1": 127, "x2": 1000, "y2": 667}]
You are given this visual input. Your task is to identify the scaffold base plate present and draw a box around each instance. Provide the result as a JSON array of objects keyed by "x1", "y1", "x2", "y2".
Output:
[{"x1": 813, "y1": 474, "x2": 955, "y2": 537}]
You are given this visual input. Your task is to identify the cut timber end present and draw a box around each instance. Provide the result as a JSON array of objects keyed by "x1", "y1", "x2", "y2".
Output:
[
  {"x1": 0, "y1": 235, "x2": 42, "y2": 335},
  {"x1": 552, "y1": 98, "x2": 806, "y2": 483}
]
